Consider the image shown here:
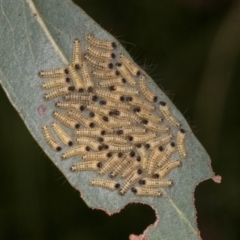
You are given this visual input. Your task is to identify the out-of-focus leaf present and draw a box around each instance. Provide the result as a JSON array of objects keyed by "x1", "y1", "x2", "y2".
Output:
[{"x1": 0, "y1": 0, "x2": 214, "y2": 239}]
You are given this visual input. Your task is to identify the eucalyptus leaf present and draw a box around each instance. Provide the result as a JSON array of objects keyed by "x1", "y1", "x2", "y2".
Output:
[{"x1": 0, "y1": 0, "x2": 215, "y2": 239}]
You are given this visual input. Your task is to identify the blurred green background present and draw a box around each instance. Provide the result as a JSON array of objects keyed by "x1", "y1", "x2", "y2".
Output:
[{"x1": 0, "y1": 0, "x2": 239, "y2": 239}]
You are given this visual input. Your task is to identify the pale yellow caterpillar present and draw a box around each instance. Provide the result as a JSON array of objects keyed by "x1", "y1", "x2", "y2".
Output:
[
  {"x1": 116, "y1": 63, "x2": 136, "y2": 86},
  {"x1": 81, "y1": 62, "x2": 94, "y2": 92},
  {"x1": 109, "y1": 85, "x2": 139, "y2": 95},
  {"x1": 139, "y1": 178, "x2": 172, "y2": 188},
  {"x1": 128, "y1": 132, "x2": 156, "y2": 144},
  {"x1": 159, "y1": 101, "x2": 181, "y2": 127},
  {"x1": 84, "y1": 54, "x2": 114, "y2": 70},
  {"x1": 64, "y1": 92, "x2": 96, "y2": 103},
  {"x1": 146, "y1": 146, "x2": 165, "y2": 175},
  {"x1": 139, "y1": 75, "x2": 158, "y2": 102},
  {"x1": 98, "y1": 154, "x2": 123, "y2": 175},
  {"x1": 51, "y1": 122, "x2": 73, "y2": 146},
  {"x1": 44, "y1": 86, "x2": 74, "y2": 100},
  {"x1": 55, "y1": 101, "x2": 85, "y2": 111},
  {"x1": 72, "y1": 39, "x2": 82, "y2": 69},
  {"x1": 67, "y1": 109, "x2": 95, "y2": 128},
  {"x1": 176, "y1": 129, "x2": 187, "y2": 157},
  {"x1": 75, "y1": 128, "x2": 106, "y2": 138},
  {"x1": 76, "y1": 137, "x2": 103, "y2": 151},
  {"x1": 154, "y1": 160, "x2": 181, "y2": 178},
  {"x1": 92, "y1": 69, "x2": 118, "y2": 79},
  {"x1": 126, "y1": 96, "x2": 155, "y2": 111},
  {"x1": 38, "y1": 67, "x2": 68, "y2": 78},
  {"x1": 121, "y1": 157, "x2": 141, "y2": 178},
  {"x1": 97, "y1": 77, "x2": 125, "y2": 87},
  {"x1": 82, "y1": 151, "x2": 112, "y2": 161},
  {"x1": 41, "y1": 77, "x2": 70, "y2": 89},
  {"x1": 52, "y1": 111, "x2": 80, "y2": 129},
  {"x1": 109, "y1": 156, "x2": 133, "y2": 178},
  {"x1": 67, "y1": 64, "x2": 85, "y2": 92},
  {"x1": 86, "y1": 45, "x2": 116, "y2": 60},
  {"x1": 61, "y1": 145, "x2": 90, "y2": 160},
  {"x1": 90, "y1": 178, "x2": 120, "y2": 190},
  {"x1": 119, "y1": 169, "x2": 142, "y2": 195},
  {"x1": 42, "y1": 125, "x2": 62, "y2": 151},
  {"x1": 119, "y1": 53, "x2": 140, "y2": 76},
  {"x1": 95, "y1": 89, "x2": 124, "y2": 103},
  {"x1": 86, "y1": 34, "x2": 117, "y2": 50},
  {"x1": 131, "y1": 187, "x2": 162, "y2": 197},
  {"x1": 134, "y1": 107, "x2": 162, "y2": 123},
  {"x1": 146, "y1": 133, "x2": 172, "y2": 149},
  {"x1": 157, "y1": 142, "x2": 176, "y2": 167},
  {"x1": 70, "y1": 160, "x2": 102, "y2": 172}
]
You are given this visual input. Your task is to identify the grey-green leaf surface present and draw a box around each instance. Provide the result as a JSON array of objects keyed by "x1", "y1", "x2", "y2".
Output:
[{"x1": 0, "y1": 0, "x2": 214, "y2": 239}]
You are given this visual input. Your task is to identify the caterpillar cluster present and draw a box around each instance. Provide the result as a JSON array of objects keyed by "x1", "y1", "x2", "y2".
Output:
[{"x1": 39, "y1": 34, "x2": 187, "y2": 197}]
